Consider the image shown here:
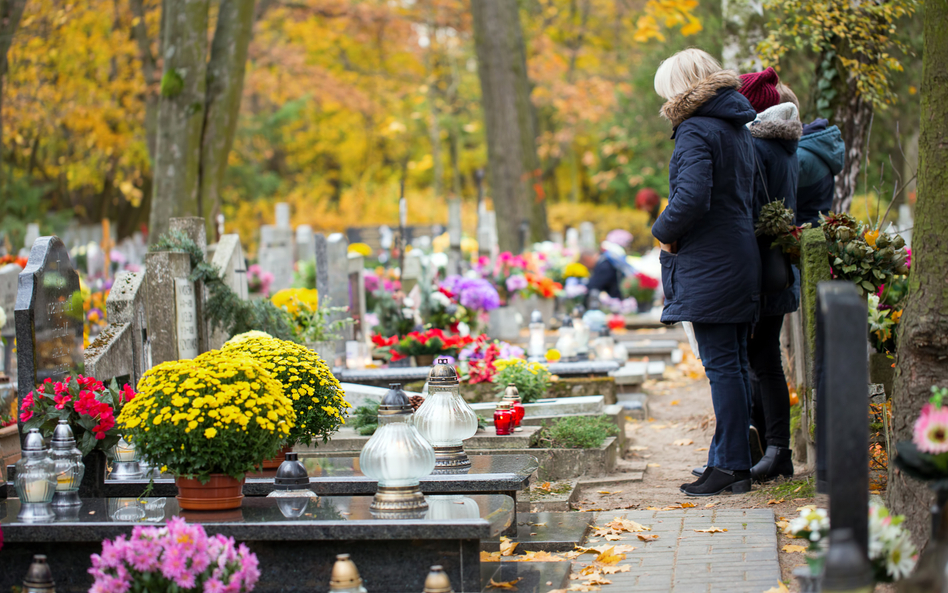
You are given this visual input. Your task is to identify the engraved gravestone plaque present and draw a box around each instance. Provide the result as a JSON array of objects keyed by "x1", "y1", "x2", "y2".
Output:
[
  {"x1": 174, "y1": 279, "x2": 199, "y2": 360},
  {"x1": 15, "y1": 236, "x2": 84, "y2": 440}
]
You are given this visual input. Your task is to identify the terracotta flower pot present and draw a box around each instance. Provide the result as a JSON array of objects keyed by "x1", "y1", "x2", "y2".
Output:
[
  {"x1": 175, "y1": 474, "x2": 245, "y2": 511},
  {"x1": 259, "y1": 445, "x2": 293, "y2": 470}
]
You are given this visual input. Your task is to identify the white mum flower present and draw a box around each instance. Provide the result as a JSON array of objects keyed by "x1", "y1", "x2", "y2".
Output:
[{"x1": 884, "y1": 535, "x2": 917, "y2": 581}]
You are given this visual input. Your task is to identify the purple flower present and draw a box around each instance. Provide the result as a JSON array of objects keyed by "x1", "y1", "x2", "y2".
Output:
[
  {"x1": 499, "y1": 342, "x2": 525, "y2": 359},
  {"x1": 443, "y1": 275, "x2": 500, "y2": 312},
  {"x1": 505, "y1": 274, "x2": 528, "y2": 293}
]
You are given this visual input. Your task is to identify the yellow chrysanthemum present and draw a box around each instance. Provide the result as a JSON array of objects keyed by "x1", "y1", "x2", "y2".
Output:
[
  {"x1": 564, "y1": 262, "x2": 590, "y2": 278},
  {"x1": 348, "y1": 242, "x2": 373, "y2": 257}
]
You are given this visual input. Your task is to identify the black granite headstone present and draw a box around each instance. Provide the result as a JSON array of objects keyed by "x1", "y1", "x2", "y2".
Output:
[
  {"x1": 15, "y1": 236, "x2": 84, "y2": 445},
  {"x1": 816, "y1": 281, "x2": 869, "y2": 555}
]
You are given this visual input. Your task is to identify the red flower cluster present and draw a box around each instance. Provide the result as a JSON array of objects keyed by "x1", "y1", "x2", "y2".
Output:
[
  {"x1": 20, "y1": 375, "x2": 135, "y2": 440},
  {"x1": 371, "y1": 329, "x2": 475, "y2": 362},
  {"x1": 634, "y1": 273, "x2": 660, "y2": 290}
]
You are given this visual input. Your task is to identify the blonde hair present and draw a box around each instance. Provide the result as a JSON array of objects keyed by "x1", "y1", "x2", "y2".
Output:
[
  {"x1": 654, "y1": 48, "x2": 723, "y2": 100},
  {"x1": 777, "y1": 83, "x2": 800, "y2": 111}
]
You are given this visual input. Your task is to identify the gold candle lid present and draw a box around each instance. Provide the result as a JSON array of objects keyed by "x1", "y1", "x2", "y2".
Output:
[
  {"x1": 422, "y1": 565, "x2": 454, "y2": 593},
  {"x1": 496, "y1": 401, "x2": 512, "y2": 410},
  {"x1": 427, "y1": 358, "x2": 459, "y2": 386},
  {"x1": 329, "y1": 554, "x2": 364, "y2": 591}
]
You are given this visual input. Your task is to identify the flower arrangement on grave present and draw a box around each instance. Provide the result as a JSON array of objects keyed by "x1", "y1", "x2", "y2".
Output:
[
  {"x1": 247, "y1": 264, "x2": 274, "y2": 296},
  {"x1": 348, "y1": 242, "x2": 373, "y2": 257},
  {"x1": 620, "y1": 272, "x2": 660, "y2": 308},
  {"x1": 89, "y1": 516, "x2": 260, "y2": 593},
  {"x1": 598, "y1": 293, "x2": 638, "y2": 315},
  {"x1": 394, "y1": 328, "x2": 474, "y2": 362},
  {"x1": 0, "y1": 254, "x2": 28, "y2": 268},
  {"x1": 868, "y1": 294, "x2": 901, "y2": 355},
  {"x1": 492, "y1": 359, "x2": 550, "y2": 404},
  {"x1": 270, "y1": 288, "x2": 352, "y2": 344},
  {"x1": 458, "y1": 336, "x2": 522, "y2": 385},
  {"x1": 220, "y1": 333, "x2": 350, "y2": 447},
  {"x1": 371, "y1": 288, "x2": 416, "y2": 338},
  {"x1": 20, "y1": 375, "x2": 136, "y2": 456},
  {"x1": 563, "y1": 262, "x2": 589, "y2": 279},
  {"x1": 522, "y1": 273, "x2": 562, "y2": 300},
  {"x1": 475, "y1": 252, "x2": 530, "y2": 304},
  {"x1": 116, "y1": 350, "x2": 295, "y2": 482},
  {"x1": 784, "y1": 503, "x2": 916, "y2": 582},
  {"x1": 429, "y1": 277, "x2": 498, "y2": 334}
]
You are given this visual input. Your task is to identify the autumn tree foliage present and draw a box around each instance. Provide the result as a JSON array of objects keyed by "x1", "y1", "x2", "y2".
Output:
[{"x1": 758, "y1": 0, "x2": 919, "y2": 214}]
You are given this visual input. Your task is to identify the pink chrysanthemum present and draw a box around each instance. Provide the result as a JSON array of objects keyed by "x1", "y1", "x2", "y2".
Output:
[{"x1": 914, "y1": 405, "x2": 948, "y2": 454}]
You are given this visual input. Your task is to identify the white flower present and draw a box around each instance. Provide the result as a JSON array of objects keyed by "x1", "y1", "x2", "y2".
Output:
[
  {"x1": 430, "y1": 291, "x2": 451, "y2": 307},
  {"x1": 0, "y1": 305, "x2": 5, "y2": 329},
  {"x1": 884, "y1": 534, "x2": 916, "y2": 580},
  {"x1": 430, "y1": 252, "x2": 448, "y2": 269}
]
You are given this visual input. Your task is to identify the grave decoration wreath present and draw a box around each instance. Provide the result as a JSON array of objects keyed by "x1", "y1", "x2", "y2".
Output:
[
  {"x1": 221, "y1": 332, "x2": 350, "y2": 447},
  {"x1": 150, "y1": 231, "x2": 296, "y2": 341},
  {"x1": 116, "y1": 350, "x2": 295, "y2": 482},
  {"x1": 20, "y1": 375, "x2": 136, "y2": 456}
]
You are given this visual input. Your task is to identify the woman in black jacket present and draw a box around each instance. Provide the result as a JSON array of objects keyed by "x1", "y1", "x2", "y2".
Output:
[
  {"x1": 652, "y1": 49, "x2": 761, "y2": 496},
  {"x1": 737, "y1": 88, "x2": 803, "y2": 481}
]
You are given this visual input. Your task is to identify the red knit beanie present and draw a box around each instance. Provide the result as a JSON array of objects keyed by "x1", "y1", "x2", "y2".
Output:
[{"x1": 738, "y1": 67, "x2": 781, "y2": 113}]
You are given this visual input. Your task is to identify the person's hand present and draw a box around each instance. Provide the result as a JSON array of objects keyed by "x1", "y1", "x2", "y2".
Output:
[{"x1": 660, "y1": 242, "x2": 678, "y2": 254}]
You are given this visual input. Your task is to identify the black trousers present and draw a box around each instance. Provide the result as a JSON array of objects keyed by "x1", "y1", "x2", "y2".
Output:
[{"x1": 749, "y1": 314, "x2": 791, "y2": 449}]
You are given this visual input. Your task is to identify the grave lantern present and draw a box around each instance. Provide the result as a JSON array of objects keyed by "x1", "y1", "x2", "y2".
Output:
[
  {"x1": 329, "y1": 554, "x2": 368, "y2": 593},
  {"x1": 110, "y1": 437, "x2": 143, "y2": 480},
  {"x1": 50, "y1": 420, "x2": 84, "y2": 507},
  {"x1": 501, "y1": 384, "x2": 525, "y2": 429},
  {"x1": 593, "y1": 328, "x2": 615, "y2": 361},
  {"x1": 572, "y1": 306, "x2": 590, "y2": 360},
  {"x1": 493, "y1": 401, "x2": 514, "y2": 436},
  {"x1": 22, "y1": 554, "x2": 55, "y2": 593},
  {"x1": 15, "y1": 429, "x2": 56, "y2": 522},
  {"x1": 267, "y1": 452, "x2": 317, "y2": 519},
  {"x1": 414, "y1": 360, "x2": 479, "y2": 472},
  {"x1": 527, "y1": 310, "x2": 546, "y2": 362},
  {"x1": 360, "y1": 384, "x2": 435, "y2": 512},
  {"x1": 555, "y1": 316, "x2": 577, "y2": 361},
  {"x1": 422, "y1": 565, "x2": 455, "y2": 593}
]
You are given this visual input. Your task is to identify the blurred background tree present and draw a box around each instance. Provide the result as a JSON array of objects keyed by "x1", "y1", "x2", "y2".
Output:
[{"x1": 0, "y1": 0, "x2": 923, "y2": 253}]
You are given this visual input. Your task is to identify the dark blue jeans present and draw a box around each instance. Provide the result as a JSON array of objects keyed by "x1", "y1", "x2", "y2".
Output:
[{"x1": 692, "y1": 322, "x2": 753, "y2": 471}]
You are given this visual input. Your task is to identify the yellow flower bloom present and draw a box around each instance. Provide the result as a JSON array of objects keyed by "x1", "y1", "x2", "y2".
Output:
[{"x1": 204, "y1": 427, "x2": 217, "y2": 439}]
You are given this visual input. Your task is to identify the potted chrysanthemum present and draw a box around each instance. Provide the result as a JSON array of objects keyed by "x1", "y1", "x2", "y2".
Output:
[
  {"x1": 116, "y1": 350, "x2": 295, "y2": 510},
  {"x1": 221, "y1": 332, "x2": 351, "y2": 465}
]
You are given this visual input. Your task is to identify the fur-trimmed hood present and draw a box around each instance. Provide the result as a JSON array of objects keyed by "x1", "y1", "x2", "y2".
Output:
[
  {"x1": 660, "y1": 70, "x2": 754, "y2": 129},
  {"x1": 747, "y1": 102, "x2": 803, "y2": 143}
]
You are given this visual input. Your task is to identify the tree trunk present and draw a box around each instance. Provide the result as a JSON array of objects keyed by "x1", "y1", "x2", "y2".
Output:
[
  {"x1": 888, "y1": 0, "x2": 948, "y2": 549},
  {"x1": 471, "y1": 0, "x2": 548, "y2": 252},
  {"x1": 832, "y1": 79, "x2": 874, "y2": 214},
  {"x1": 148, "y1": 0, "x2": 209, "y2": 241},
  {"x1": 129, "y1": 0, "x2": 160, "y2": 159},
  {"x1": 0, "y1": 0, "x2": 27, "y2": 194},
  {"x1": 199, "y1": 0, "x2": 254, "y2": 237}
]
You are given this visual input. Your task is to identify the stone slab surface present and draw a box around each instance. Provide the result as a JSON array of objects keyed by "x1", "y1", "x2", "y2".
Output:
[
  {"x1": 572, "y1": 509, "x2": 780, "y2": 593},
  {"x1": 480, "y1": 560, "x2": 571, "y2": 592},
  {"x1": 482, "y1": 511, "x2": 597, "y2": 553},
  {"x1": 305, "y1": 426, "x2": 540, "y2": 452}
]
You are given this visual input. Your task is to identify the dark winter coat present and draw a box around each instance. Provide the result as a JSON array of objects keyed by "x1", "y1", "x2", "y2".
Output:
[
  {"x1": 651, "y1": 70, "x2": 760, "y2": 324},
  {"x1": 587, "y1": 256, "x2": 621, "y2": 299},
  {"x1": 747, "y1": 105, "x2": 802, "y2": 317},
  {"x1": 796, "y1": 119, "x2": 845, "y2": 225}
]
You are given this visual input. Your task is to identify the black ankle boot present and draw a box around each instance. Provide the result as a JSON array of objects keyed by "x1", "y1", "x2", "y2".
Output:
[
  {"x1": 751, "y1": 446, "x2": 794, "y2": 482},
  {"x1": 681, "y1": 466, "x2": 713, "y2": 492},
  {"x1": 683, "y1": 468, "x2": 752, "y2": 497},
  {"x1": 749, "y1": 426, "x2": 764, "y2": 466}
]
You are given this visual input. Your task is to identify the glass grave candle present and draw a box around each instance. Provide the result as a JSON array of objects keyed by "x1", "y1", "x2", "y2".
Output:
[
  {"x1": 414, "y1": 359, "x2": 479, "y2": 472},
  {"x1": 110, "y1": 436, "x2": 143, "y2": 480},
  {"x1": 555, "y1": 316, "x2": 577, "y2": 361},
  {"x1": 50, "y1": 420, "x2": 84, "y2": 507},
  {"x1": 502, "y1": 383, "x2": 526, "y2": 429},
  {"x1": 493, "y1": 401, "x2": 514, "y2": 436},
  {"x1": 572, "y1": 306, "x2": 590, "y2": 360},
  {"x1": 528, "y1": 310, "x2": 546, "y2": 362},
  {"x1": 359, "y1": 384, "x2": 435, "y2": 512},
  {"x1": 15, "y1": 429, "x2": 56, "y2": 522}
]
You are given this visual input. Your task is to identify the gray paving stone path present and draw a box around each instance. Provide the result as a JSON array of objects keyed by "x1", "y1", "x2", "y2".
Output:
[{"x1": 571, "y1": 509, "x2": 781, "y2": 593}]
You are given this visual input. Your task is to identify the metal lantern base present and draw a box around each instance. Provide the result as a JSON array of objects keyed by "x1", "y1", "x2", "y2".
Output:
[
  {"x1": 52, "y1": 490, "x2": 82, "y2": 507},
  {"x1": 111, "y1": 461, "x2": 143, "y2": 480},
  {"x1": 371, "y1": 485, "x2": 429, "y2": 513},
  {"x1": 432, "y1": 445, "x2": 472, "y2": 474},
  {"x1": 17, "y1": 502, "x2": 55, "y2": 523}
]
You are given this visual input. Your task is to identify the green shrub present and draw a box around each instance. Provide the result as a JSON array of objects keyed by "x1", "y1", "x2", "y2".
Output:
[
  {"x1": 529, "y1": 415, "x2": 619, "y2": 449},
  {"x1": 352, "y1": 399, "x2": 380, "y2": 436},
  {"x1": 493, "y1": 359, "x2": 551, "y2": 404}
]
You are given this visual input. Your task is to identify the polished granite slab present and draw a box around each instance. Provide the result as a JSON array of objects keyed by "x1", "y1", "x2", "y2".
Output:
[
  {"x1": 0, "y1": 494, "x2": 513, "y2": 593},
  {"x1": 480, "y1": 561, "x2": 572, "y2": 593},
  {"x1": 95, "y1": 454, "x2": 539, "y2": 498}
]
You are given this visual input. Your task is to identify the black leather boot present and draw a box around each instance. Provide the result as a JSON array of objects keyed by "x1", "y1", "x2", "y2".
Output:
[
  {"x1": 683, "y1": 468, "x2": 752, "y2": 497},
  {"x1": 681, "y1": 466, "x2": 713, "y2": 492},
  {"x1": 750, "y1": 446, "x2": 794, "y2": 482},
  {"x1": 749, "y1": 426, "x2": 764, "y2": 466}
]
